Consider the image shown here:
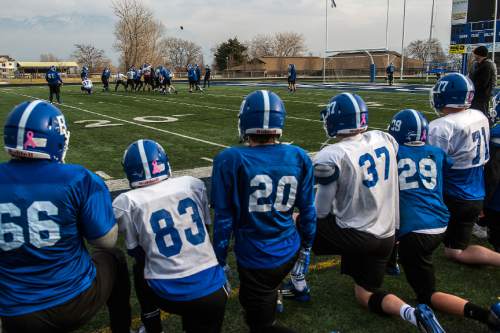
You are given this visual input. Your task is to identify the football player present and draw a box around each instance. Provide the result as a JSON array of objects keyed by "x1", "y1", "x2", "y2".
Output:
[
  {"x1": 45, "y1": 65, "x2": 63, "y2": 104},
  {"x1": 203, "y1": 65, "x2": 211, "y2": 88},
  {"x1": 81, "y1": 78, "x2": 93, "y2": 94},
  {"x1": 389, "y1": 109, "x2": 500, "y2": 331},
  {"x1": 287, "y1": 64, "x2": 297, "y2": 93},
  {"x1": 0, "y1": 101, "x2": 132, "y2": 333},
  {"x1": 126, "y1": 66, "x2": 136, "y2": 91},
  {"x1": 428, "y1": 73, "x2": 500, "y2": 267},
  {"x1": 211, "y1": 90, "x2": 316, "y2": 333},
  {"x1": 134, "y1": 66, "x2": 143, "y2": 91},
  {"x1": 114, "y1": 71, "x2": 127, "y2": 92},
  {"x1": 312, "y1": 93, "x2": 444, "y2": 332},
  {"x1": 80, "y1": 66, "x2": 89, "y2": 80},
  {"x1": 195, "y1": 64, "x2": 202, "y2": 88},
  {"x1": 101, "y1": 66, "x2": 111, "y2": 92},
  {"x1": 113, "y1": 140, "x2": 228, "y2": 333},
  {"x1": 481, "y1": 93, "x2": 500, "y2": 252}
]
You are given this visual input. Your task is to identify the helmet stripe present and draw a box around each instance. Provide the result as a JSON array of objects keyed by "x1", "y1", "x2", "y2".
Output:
[
  {"x1": 16, "y1": 100, "x2": 43, "y2": 149},
  {"x1": 409, "y1": 109, "x2": 421, "y2": 141},
  {"x1": 343, "y1": 93, "x2": 361, "y2": 128},
  {"x1": 137, "y1": 140, "x2": 152, "y2": 180},
  {"x1": 261, "y1": 90, "x2": 270, "y2": 129}
]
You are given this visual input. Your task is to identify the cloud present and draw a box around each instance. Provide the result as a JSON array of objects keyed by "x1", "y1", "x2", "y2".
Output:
[{"x1": 0, "y1": 0, "x2": 453, "y2": 65}]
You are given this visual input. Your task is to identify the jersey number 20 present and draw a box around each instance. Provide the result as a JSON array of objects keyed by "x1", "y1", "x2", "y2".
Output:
[
  {"x1": 249, "y1": 175, "x2": 298, "y2": 212},
  {"x1": 149, "y1": 198, "x2": 206, "y2": 258}
]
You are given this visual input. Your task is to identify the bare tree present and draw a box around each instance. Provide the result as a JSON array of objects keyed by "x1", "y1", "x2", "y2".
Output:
[
  {"x1": 160, "y1": 37, "x2": 202, "y2": 70},
  {"x1": 71, "y1": 44, "x2": 108, "y2": 72},
  {"x1": 406, "y1": 38, "x2": 447, "y2": 64},
  {"x1": 246, "y1": 34, "x2": 274, "y2": 59},
  {"x1": 272, "y1": 32, "x2": 306, "y2": 57},
  {"x1": 112, "y1": 0, "x2": 164, "y2": 69},
  {"x1": 246, "y1": 32, "x2": 306, "y2": 60},
  {"x1": 39, "y1": 53, "x2": 60, "y2": 62}
]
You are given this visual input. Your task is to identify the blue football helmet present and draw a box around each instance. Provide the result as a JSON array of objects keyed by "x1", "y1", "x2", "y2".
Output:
[
  {"x1": 122, "y1": 139, "x2": 171, "y2": 188},
  {"x1": 238, "y1": 90, "x2": 286, "y2": 141},
  {"x1": 320, "y1": 92, "x2": 368, "y2": 138},
  {"x1": 4, "y1": 100, "x2": 70, "y2": 162},
  {"x1": 430, "y1": 73, "x2": 474, "y2": 114},
  {"x1": 388, "y1": 109, "x2": 429, "y2": 145},
  {"x1": 49, "y1": 65, "x2": 56, "y2": 71}
]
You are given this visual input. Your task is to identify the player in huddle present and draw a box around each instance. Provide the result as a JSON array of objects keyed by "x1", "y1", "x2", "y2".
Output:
[
  {"x1": 428, "y1": 73, "x2": 500, "y2": 267},
  {"x1": 388, "y1": 109, "x2": 500, "y2": 331},
  {"x1": 211, "y1": 90, "x2": 316, "y2": 333},
  {"x1": 113, "y1": 140, "x2": 228, "y2": 333},
  {"x1": 0, "y1": 101, "x2": 131, "y2": 333},
  {"x1": 310, "y1": 93, "x2": 444, "y2": 332}
]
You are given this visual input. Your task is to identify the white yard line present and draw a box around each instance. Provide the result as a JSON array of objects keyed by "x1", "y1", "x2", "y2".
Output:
[
  {"x1": 201, "y1": 157, "x2": 213, "y2": 162},
  {"x1": 0, "y1": 90, "x2": 229, "y2": 149}
]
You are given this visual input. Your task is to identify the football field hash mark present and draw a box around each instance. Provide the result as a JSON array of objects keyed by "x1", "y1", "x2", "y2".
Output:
[{"x1": 0, "y1": 90, "x2": 229, "y2": 149}]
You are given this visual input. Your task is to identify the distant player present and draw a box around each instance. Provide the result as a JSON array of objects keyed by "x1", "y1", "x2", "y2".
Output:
[
  {"x1": 386, "y1": 62, "x2": 395, "y2": 86},
  {"x1": 203, "y1": 65, "x2": 211, "y2": 88},
  {"x1": 45, "y1": 65, "x2": 63, "y2": 104},
  {"x1": 211, "y1": 90, "x2": 316, "y2": 333},
  {"x1": 159, "y1": 66, "x2": 177, "y2": 94},
  {"x1": 143, "y1": 64, "x2": 153, "y2": 92},
  {"x1": 287, "y1": 64, "x2": 297, "y2": 93},
  {"x1": 480, "y1": 93, "x2": 500, "y2": 252},
  {"x1": 195, "y1": 64, "x2": 202, "y2": 88},
  {"x1": 428, "y1": 73, "x2": 500, "y2": 267},
  {"x1": 126, "y1": 66, "x2": 136, "y2": 91},
  {"x1": 311, "y1": 93, "x2": 444, "y2": 332},
  {"x1": 388, "y1": 109, "x2": 500, "y2": 332},
  {"x1": 81, "y1": 78, "x2": 93, "y2": 94},
  {"x1": 134, "y1": 66, "x2": 143, "y2": 91},
  {"x1": 101, "y1": 66, "x2": 111, "y2": 92},
  {"x1": 114, "y1": 71, "x2": 127, "y2": 92},
  {"x1": 0, "y1": 101, "x2": 132, "y2": 333},
  {"x1": 187, "y1": 65, "x2": 196, "y2": 93},
  {"x1": 113, "y1": 139, "x2": 228, "y2": 333},
  {"x1": 80, "y1": 66, "x2": 89, "y2": 80}
]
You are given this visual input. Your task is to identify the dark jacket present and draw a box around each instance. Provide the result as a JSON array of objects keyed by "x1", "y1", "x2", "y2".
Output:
[{"x1": 470, "y1": 59, "x2": 497, "y2": 102}]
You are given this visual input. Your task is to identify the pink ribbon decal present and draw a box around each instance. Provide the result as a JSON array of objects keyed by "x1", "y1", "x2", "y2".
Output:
[
  {"x1": 421, "y1": 129, "x2": 427, "y2": 142},
  {"x1": 361, "y1": 113, "x2": 367, "y2": 126},
  {"x1": 24, "y1": 131, "x2": 37, "y2": 149},
  {"x1": 152, "y1": 160, "x2": 162, "y2": 174}
]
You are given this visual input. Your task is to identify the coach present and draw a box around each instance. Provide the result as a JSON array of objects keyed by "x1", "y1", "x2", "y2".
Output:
[{"x1": 469, "y1": 46, "x2": 497, "y2": 121}]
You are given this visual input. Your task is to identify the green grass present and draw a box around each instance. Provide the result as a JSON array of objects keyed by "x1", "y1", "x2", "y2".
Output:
[{"x1": 0, "y1": 84, "x2": 498, "y2": 333}]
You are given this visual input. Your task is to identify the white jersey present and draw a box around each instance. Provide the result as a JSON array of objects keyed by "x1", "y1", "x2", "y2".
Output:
[
  {"x1": 82, "y1": 79, "x2": 92, "y2": 89},
  {"x1": 127, "y1": 70, "x2": 135, "y2": 80},
  {"x1": 314, "y1": 130, "x2": 399, "y2": 238},
  {"x1": 428, "y1": 109, "x2": 490, "y2": 169},
  {"x1": 113, "y1": 176, "x2": 219, "y2": 280}
]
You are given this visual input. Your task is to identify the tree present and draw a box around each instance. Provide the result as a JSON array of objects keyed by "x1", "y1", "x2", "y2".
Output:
[
  {"x1": 39, "y1": 53, "x2": 60, "y2": 62},
  {"x1": 71, "y1": 44, "x2": 108, "y2": 72},
  {"x1": 213, "y1": 37, "x2": 247, "y2": 70},
  {"x1": 246, "y1": 32, "x2": 307, "y2": 59},
  {"x1": 112, "y1": 0, "x2": 164, "y2": 70},
  {"x1": 246, "y1": 34, "x2": 274, "y2": 59},
  {"x1": 406, "y1": 38, "x2": 447, "y2": 64},
  {"x1": 271, "y1": 32, "x2": 306, "y2": 57},
  {"x1": 160, "y1": 37, "x2": 202, "y2": 70}
]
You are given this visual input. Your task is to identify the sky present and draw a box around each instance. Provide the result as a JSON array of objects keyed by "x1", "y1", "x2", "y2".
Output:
[{"x1": 0, "y1": 0, "x2": 453, "y2": 65}]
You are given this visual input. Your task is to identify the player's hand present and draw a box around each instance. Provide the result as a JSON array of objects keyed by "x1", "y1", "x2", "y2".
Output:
[{"x1": 291, "y1": 247, "x2": 311, "y2": 276}]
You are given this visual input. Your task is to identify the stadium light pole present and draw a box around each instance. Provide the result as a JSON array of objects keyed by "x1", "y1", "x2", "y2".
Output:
[
  {"x1": 426, "y1": 0, "x2": 435, "y2": 82},
  {"x1": 323, "y1": 0, "x2": 336, "y2": 83},
  {"x1": 385, "y1": 0, "x2": 390, "y2": 65},
  {"x1": 400, "y1": 0, "x2": 407, "y2": 80}
]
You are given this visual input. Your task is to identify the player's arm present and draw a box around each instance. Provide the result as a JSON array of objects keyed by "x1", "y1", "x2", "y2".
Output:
[
  {"x1": 485, "y1": 143, "x2": 500, "y2": 204},
  {"x1": 314, "y1": 162, "x2": 339, "y2": 219},
  {"x1": 79, "y1": 171, "x2": 118, "y2": 248},
  {"x1": 211, "y1": 154, "x2": 234, "y2": 267},
  {"x1": 428, "y1": 123, "x2": 451, "y2": 154},
  {"x1": 113, "y1": 194, "x2": 144, "y2": 259},
  {"x1": 295, "y1": 154, "x2": 317, "y2": 249}
]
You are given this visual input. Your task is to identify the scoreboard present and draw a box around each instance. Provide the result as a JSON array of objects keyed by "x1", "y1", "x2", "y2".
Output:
[{"x1": 450, "y1": 0, "x2": 499, "y2": 51}]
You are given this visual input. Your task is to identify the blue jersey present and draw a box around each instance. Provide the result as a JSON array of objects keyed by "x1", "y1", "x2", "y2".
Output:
[
  {"x1": 211, "y1": 144, "x2": 316, "y2": 269},
  {"x1": 195, "y1": 67, "x2": 201, "y2": 80},
  {"x1": 80, "y1": 69, "x2": 88, "y2": 80},
  {"x1": 0, "y1": 160, "x2": 116, "y2": 316},
  {"x1": 160, "y1": 68, "x2": 170, "y2": 80},
  {"x1": 102, "y1": 69, "x2": 111, "y2": 79},
  {"x1": 45, "y1": 69, "x2": 62, "y2": 85},
  {"x1": 397, "y1": 145, "x2": 452, "y2": 237},
  {"x1": 487, "y1": 125, "x2": 500, "y2": 211},
  {"x1": 288, "y1": 67, "x2": 296, "y2": 81},
  {"x1": 188, "y1": 68, "x2": 197, "y2": 81}
]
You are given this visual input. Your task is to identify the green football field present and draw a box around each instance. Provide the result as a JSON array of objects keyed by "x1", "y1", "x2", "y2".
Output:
[{"x1": 0, "y1": 83, "x2": 499, "y2": 333}]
